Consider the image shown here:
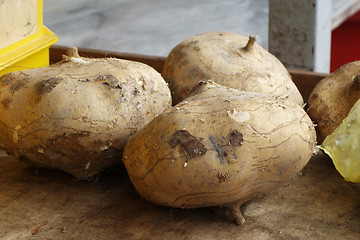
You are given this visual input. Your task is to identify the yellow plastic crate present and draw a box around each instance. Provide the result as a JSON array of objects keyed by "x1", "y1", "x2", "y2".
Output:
[{"x1": 0, "y1": 0, "x2": 58, "y2": 76}]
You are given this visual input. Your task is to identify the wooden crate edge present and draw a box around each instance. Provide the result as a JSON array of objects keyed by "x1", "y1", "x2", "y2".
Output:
[{"x1": 49, "y1": 45, "x2": 327, "y2": 102}]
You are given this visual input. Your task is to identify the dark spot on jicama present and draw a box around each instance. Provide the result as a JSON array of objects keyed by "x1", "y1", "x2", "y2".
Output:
[
  {"x1": 0, "y1": 73, "x2": 14, "y2": 86},
  {"x1": 96, "y1": 75, "x2": 121, "y2": 89},
  {"x1": 134, "y1": 87, "x2": 140, "y2": 95},
  {"x1": 10, "y1": 81, "x2": 27, "y2": 93},
  {"x1": 1, "y1": 73, "x2": 28, "y2": 86},
  {"x1": 311, "y1": 93, "x2": 318, "y2": 100},
  {"x1": 209, "y1": 136, "x2": 229, "y2": 164},
  {"x1": 36, "y1": 77, "x2": 63, "y2": 95},
  {"x1": 217, "y1": 172, "x2": 230, "y2": 183},
  {"x1": 1, "y1": 98, "x2": 12, "y2": 109},
  {"x1": 170, "y1": 130, "x2": 207, "y2": 159},
  {"x1": 229, "y1": 130, "x2": 243, "y2": 147},
  {"x1": 78, "y1": 78, "x2": 90, "y2": 83},
  {"x1": 139, "y1": 78, "x2": 147, "y2": 90},
  {"x1": 1, "y1": 73, "x2": 29, "y2": 92},
  {"x1": 105, "y1": 75, "x2": 119, "y2": 86}
]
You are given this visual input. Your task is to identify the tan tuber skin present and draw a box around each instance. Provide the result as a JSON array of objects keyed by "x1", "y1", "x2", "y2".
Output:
[
  {"x1": 307, "y1": 61, "x2": 360, "y2": 143},
  {"x1": 162, "y1": 31, "x2": 303, "y2": 106},
  {"x1": 0, "y1": 48, "x2": 171, "y2": 179},
  {"x1": 123, "y1": 81, "x2": 316, "y2": 225}
]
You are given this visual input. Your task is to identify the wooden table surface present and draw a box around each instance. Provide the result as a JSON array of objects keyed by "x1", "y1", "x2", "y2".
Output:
[{"x1": 1, "y1": 151, "x2": 359, "y2": 239}]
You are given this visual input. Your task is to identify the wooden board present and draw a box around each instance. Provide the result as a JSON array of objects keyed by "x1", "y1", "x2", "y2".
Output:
[
  {"x1": 2, "y1": 46, "x2": 359, "y2": 239},
  {"x1": 1, "y1": 152, "x2": 360, "y2": 239}
]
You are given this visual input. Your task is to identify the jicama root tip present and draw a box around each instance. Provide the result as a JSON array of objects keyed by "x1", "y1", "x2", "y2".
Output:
[
  {"x1": 227, "y1": 202, "x2": 246, "y2": 226},
  {"x1": 244, "y1": 35, "x2": 256, "y2": 51},
  {"x1": 65, "y1": 47, "x2": 81, "y2": 58}
]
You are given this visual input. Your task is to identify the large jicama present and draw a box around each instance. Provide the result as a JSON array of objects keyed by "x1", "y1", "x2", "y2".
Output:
[
  {"x1": 123, "y1": 81, "x2": 316, "y2": 225},
  {"x1": 162, "y1": 31, "x2": 303, "y2": 105},
  {"x1": 0, "y1": 48, "x2": 171, "y2": 179}
]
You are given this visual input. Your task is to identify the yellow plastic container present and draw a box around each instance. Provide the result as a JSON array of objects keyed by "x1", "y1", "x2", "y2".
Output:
[{"x1": 0, "y1": 0, "x2": 58, "y2": 76}]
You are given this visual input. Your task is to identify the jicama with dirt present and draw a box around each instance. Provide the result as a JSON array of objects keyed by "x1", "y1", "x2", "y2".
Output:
[
  {"x1": 123, "y1": 81, "x2": 316, "y2": 225},
  {"x1": 0, "y1": 47, "x2": 171, "y2": 179}
]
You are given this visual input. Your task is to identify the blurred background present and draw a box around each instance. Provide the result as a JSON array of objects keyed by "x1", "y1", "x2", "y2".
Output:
[
  {"x1": 43, "y1": 0, "x2": 269, "y2": 57},
  {"x1": 43, "y1": 0, "x2": 360, "y2": 72}
]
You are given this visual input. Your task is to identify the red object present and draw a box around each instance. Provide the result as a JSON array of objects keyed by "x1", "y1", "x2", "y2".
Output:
[{"x1": 331, "y1": 11, "x2": 360, "y2": 72}]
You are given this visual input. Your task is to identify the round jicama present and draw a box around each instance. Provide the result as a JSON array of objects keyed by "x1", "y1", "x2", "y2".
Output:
[
  {"x1": 162, "y1": 31, "x2": 303, "y2": 105},
  {"x1": 123, "y1": 81, "x2": 316, "y2": 225}
]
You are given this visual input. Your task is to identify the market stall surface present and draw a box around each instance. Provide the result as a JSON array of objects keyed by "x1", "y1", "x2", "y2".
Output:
[{"x1": 1, "y1": 150, "x2": 360, "y2": 239}]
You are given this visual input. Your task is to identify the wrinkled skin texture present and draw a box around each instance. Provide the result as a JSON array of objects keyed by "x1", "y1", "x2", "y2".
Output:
[
  {"x1": 308, "y1": 61, "x2": 360, "y2": 144},
  {"x1": 0, "y1": 51, "x2": 171, "y2": 179},
  {"x1": 123, "y1": 82, "x2": 316, "y2": 225},
  {"x1": 162, "y1": 31, "x2": 303, "y2": 105}
]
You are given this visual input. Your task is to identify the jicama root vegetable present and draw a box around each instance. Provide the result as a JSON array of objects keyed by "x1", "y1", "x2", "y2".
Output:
[
  {"x1": 123, "y1": 81, "x2": 316, "y2": 225},
  {"x1": 308, "y1": 61, "x2": 360, "y2": 143},
  {"x1": 0, "y1": 47, "x2": 171, "y2": 179},
  {"x1": 162, "y1": 31, "x2": 303, "y2": 105}
]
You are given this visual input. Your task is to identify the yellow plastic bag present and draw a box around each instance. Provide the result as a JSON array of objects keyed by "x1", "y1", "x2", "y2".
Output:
[{"x1": 320, "y1": 98, "x2": 360, "y2": 182}]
